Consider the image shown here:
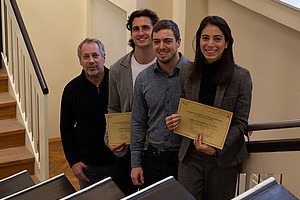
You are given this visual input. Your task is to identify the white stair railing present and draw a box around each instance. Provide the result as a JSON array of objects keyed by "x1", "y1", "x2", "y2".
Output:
[{"x1": 1, "y1": 0, "x2": 49, "y2": 181}]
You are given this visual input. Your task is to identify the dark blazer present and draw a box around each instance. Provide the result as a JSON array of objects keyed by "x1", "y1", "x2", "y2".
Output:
[{"x1": 178, "y1": 62, "x2": 252, "y2": 168}]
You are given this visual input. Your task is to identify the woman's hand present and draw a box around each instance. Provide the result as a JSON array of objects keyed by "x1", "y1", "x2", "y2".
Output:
[
  {"x1": 166, "y1": 114, "x2": 181, "y2": 131},
  {"x1": 193, "y1": 132, "x2": 217, "y2": 156}
]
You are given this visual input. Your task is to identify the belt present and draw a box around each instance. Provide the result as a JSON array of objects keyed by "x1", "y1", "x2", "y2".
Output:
[{"x1": 147, "y1": 144, "x2": 179, "y2": 158}]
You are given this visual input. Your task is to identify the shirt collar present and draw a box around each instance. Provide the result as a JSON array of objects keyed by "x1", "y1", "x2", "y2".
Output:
[{"x1": 153, "y1": 52, "x2": 187, "y2": 74}]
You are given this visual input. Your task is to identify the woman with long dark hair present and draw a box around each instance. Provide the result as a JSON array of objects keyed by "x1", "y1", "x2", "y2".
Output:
[{"x1": 166, "y1": 16, "x2": 252, "y2": 199}]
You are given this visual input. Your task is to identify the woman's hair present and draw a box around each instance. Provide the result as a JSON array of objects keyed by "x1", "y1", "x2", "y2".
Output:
[{"x1": 190, "y1": 16, "x2": 234, "y2": 84}]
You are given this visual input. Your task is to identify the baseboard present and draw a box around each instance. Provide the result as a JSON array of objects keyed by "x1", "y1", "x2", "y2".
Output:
[{"x1": 48, "y1": 137, "x2": 61, "y2": 144}]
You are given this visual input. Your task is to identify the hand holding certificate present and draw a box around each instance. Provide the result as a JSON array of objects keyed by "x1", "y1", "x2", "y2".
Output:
[
  {"x1": 105, "y1": 112, "x2": 131, "y2": 146},
  {"x1": 174, "y1": 98, "x2": 232, "y2": 149}
]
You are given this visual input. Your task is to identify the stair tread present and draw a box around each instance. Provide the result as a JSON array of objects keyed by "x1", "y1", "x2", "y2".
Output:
[
  {"x1": 0, "y1": 68, "x2": 8, "y2": 80},
  {"x1": 0, "y1": 92, "x2": 16, "y2": 106},
  {"x1": 0, "y1": 146, "x2": 34, "y2": 165},
  {"x1": 0, "y1": 118, "x2": 25, "y2": 135}
]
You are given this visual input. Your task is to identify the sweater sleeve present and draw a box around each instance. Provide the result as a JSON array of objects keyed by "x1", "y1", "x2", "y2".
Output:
[
  {"x1": 218, "y1": 69, "x2": 252, "y2": 156},
  {"x1": 60, "y1": 86, "x2": 80, "y2": 168}
]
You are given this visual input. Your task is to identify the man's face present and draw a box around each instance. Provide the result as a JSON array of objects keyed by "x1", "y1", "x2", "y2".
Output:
[
  {"x1": 131, "y1": 16, "x2": 153, "y2": 49},
  {"x1": 153, "y1": 29, "x2": 181, "y2": 64},
  {"x1": 79, "y1": 42, "x2": 105, "y2": 78}
]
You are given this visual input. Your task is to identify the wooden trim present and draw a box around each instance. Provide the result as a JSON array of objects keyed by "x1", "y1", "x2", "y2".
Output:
[
  {"x1": 246, "y1": 138, "x2": 300, "y2": 153},
  {"x1": 48, "y1": 138, "x2": 61, "y2": 144},
  {"x1": 247, "y1": 119, "x2": 300, "y2": 131}
]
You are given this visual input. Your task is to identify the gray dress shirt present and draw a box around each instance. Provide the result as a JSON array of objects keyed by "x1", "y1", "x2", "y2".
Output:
[{"x1": 130, "y1": 53, "x2": 189, "y2": 168}]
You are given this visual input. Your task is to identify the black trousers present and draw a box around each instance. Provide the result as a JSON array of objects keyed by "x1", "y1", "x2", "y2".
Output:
[
  {"x1": 113, "y1": 151, "x2": 138, "y2": 196},
  {"x1": 79, "y1": 164, "x2": 114, "y2": 189},
  {"x1": 141, "y1": 145, "x2": 179, "y2": 188}
]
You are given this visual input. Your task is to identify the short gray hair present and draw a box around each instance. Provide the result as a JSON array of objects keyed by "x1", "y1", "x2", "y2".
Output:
[{"x1": 77, "y1": 38, "x2": 105, "y2": 59}]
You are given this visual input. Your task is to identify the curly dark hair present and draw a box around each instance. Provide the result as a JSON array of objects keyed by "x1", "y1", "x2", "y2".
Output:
[{"x1": 126, "y1": 9, "x2": 159, "y2": 49}]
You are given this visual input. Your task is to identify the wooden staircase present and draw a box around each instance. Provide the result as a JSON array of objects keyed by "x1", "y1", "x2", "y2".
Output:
[{"x1": 0, "y1": 67, "x2": 35, "y2": 179}]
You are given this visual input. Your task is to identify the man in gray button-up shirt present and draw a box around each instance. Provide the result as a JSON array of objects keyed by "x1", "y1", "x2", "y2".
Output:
[{"x1": 130, "y1": 20, "x2": 189, "y2": 188}]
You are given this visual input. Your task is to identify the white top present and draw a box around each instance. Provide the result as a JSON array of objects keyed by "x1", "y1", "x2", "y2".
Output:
[{"x1": 131, "y1": 54, "x2": 156, "y2": 87}]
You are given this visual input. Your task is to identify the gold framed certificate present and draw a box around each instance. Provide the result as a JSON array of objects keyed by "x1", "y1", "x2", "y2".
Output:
[
  {"x1": 105, "y1": 112, "x2": 131, "y2": 145},
  {"x1": 174, "y1": 98, "x2": 233, "y2": 149}
]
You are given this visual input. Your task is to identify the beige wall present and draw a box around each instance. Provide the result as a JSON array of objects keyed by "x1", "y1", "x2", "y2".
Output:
[
  {"x1": 16, "y1": 0, "x2": 85, "y2": 139},
  {"x1": 16, "y1": 0, "x2": 300, "y2": 143},
  {"x1": 184, "y1": 0, "x2": 208, "y2": 61},
  {"x1": 137, "y1": 0, "x2": 173, "y2": 20},
  {"x1": 94, "y1": 0, "x2": 127, "y2": 67}
]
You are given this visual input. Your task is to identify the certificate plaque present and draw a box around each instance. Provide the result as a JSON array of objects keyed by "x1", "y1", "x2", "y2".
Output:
[
  {"x1": 105, "y1": 112, "x2": 131, "y2": 145},
  {"x1": 174, "y1": 98, "x2": 233, "y2": 149}
]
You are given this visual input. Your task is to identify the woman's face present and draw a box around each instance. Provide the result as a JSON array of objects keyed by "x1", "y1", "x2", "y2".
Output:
[{"x1": 200, "y1": 24, "x2": 228, "y2": 64}]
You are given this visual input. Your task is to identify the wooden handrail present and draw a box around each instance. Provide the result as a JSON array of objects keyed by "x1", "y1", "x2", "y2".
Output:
[
  {"x1": 246, "y1": 119, "x2": 300, "y2": 153},
  {"x1": 10, "y1": 0, "x2": 48, "y2": 94},
  {"x1": 247, "y1": 119, "x2": 300, "y2": 131},
  {"x1": 246, "y1": 138, "x2": 300, "y2": 152}
]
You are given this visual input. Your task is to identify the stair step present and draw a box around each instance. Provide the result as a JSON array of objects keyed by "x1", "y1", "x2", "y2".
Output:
[
  {"x1": 0, "y1": 118, "x2": 25, "y2": 149},
  {"x1": 0, "y1": 92, "x2": 16, "y2": 119},
  {"x1": 0, "y1": 67, "x2": 8, "y2": 92},
  {"x1": 0, "y1": 146, "x2": 35, "y2": 179},
  {"x1": 31, "y1": 174, "x2": 41, "y2": 184}
]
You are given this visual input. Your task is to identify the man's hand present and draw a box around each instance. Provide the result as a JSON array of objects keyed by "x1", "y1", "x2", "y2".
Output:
[
  {"x1": 166, "y1": 114, "x2": 181, "y2": 131},
  {"x1": 72, "y1": 162, "x2": 90, "y2": 182},
  {"x1": 131, "y1": 167, "x2": 144, "y2": 186},
  {"x1": 108, "y1": 142, "x2": 126, "y2": 152},
  {"x1": 193, "y1": 132, "x2": 216, "y2": 155}
]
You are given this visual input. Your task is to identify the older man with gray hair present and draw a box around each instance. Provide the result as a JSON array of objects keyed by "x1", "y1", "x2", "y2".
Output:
[{"x1": 60, "y1": 38, "x2": 115, "y2": 189}]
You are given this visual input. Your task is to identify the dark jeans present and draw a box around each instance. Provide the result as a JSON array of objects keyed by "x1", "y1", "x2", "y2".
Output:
[
  {"x1": 113, "y1": 151, "x2": 138, "y2": 196},
  {"x1": 79, "y1": 164, "x2": 114, "y2": 189},
  {"x1": 141, "y1": 145, "x2": 179, "y2": 188}
]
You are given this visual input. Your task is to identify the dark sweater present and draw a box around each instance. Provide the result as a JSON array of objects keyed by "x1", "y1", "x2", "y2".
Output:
[
  {"x1": 198, "y1": 59, "x2": 221, "y2": 106},
  {"x1": 60, "y1": 68, "x2": 115, "y2": 168}
]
